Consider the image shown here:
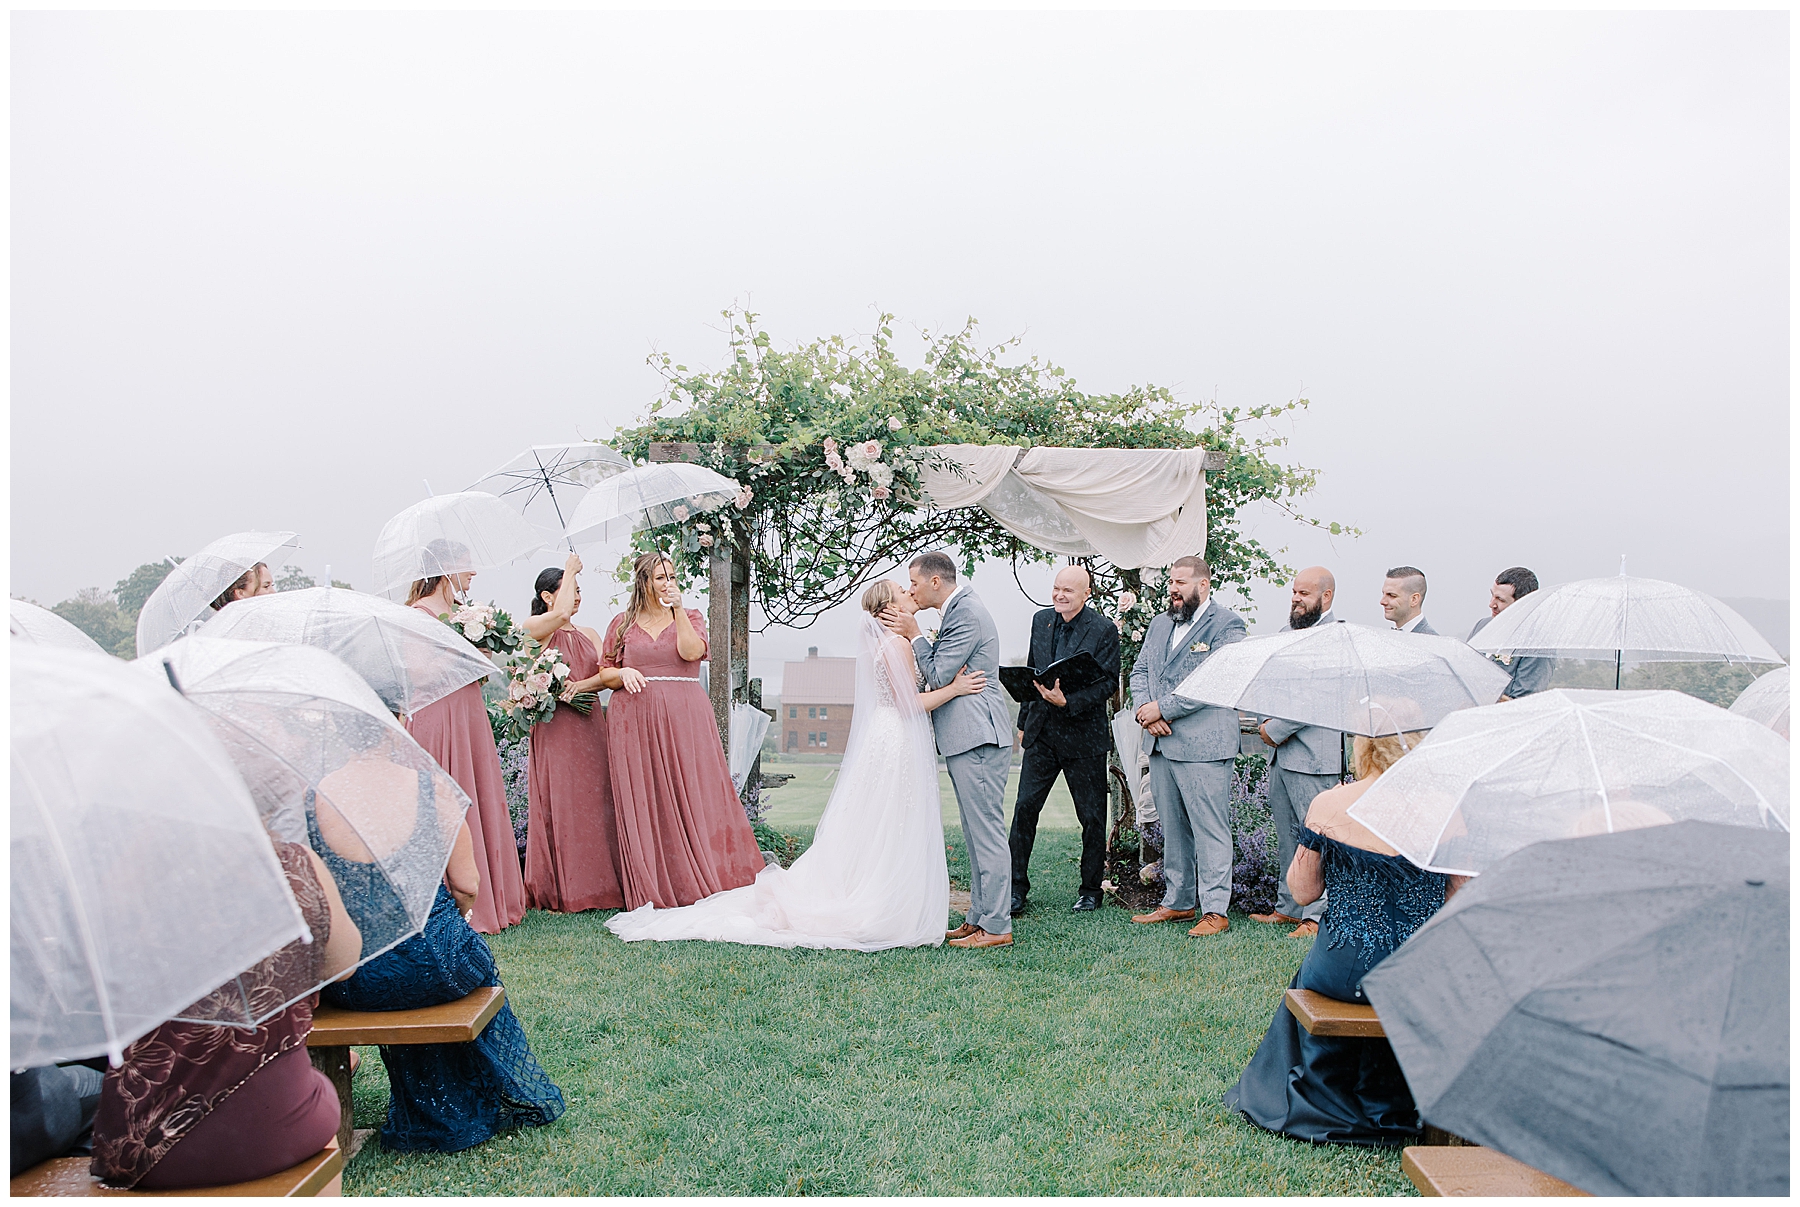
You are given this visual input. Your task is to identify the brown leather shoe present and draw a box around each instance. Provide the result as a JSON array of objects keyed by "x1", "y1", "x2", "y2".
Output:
[
  {"x1": 948, "y1": 929, "x2": 1013, "y2": 948},
  {"x1": 1187, "y1": 913, "x2": 1230, "y2": 937},
  {"x1": 945, "y1": 922, "x2": 980, "y2": 940},
  {"x1": 1249, "y1": 911, "x2": 1301, "y2": 925},
  {"x1": 1289, "y1": 919, "x2": 1319, "y2": 937},
  {"x1": 1131, "y1": 907, "x2": 1197, "y2": 924}
]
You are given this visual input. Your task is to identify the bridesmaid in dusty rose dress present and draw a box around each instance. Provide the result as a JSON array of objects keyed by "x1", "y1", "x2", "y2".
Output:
[
  {"x1": 601, "y1": 552, "x2": 764, "y2": 910},
  {"x1": 407, "y1": 560, "x2": 528, "y2": 934},
  {"x1": 518, "y1": 556, "x2": 627, "y2": 912}
]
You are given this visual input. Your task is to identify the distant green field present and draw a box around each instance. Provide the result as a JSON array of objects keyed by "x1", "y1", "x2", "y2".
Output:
[{"x1": 757, "y1": 753, "x2": 1080, "y2": 837}]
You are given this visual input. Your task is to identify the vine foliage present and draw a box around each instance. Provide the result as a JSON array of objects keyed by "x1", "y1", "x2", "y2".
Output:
[{"x1": 609, "y1": 308, "x2": 1354, "y2": 632}]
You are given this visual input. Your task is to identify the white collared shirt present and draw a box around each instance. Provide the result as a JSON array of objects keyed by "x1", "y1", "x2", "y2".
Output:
[
  {"x1": 1169, "y1": 595, "x2": 1213, "y2": 650},
  {"x1": 1398, "y1": 613, "x2": 1425, "y2": 633}
]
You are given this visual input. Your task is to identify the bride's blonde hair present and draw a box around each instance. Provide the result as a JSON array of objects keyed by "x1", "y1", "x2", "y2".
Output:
[{"x1": 861, "y1": 580, "x2": 900, "y2": 615}]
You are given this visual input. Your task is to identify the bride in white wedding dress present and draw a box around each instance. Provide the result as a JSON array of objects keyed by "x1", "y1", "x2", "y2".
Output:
[{"x1": 606, "y1": 580, "x2": 986, "y2": 951}]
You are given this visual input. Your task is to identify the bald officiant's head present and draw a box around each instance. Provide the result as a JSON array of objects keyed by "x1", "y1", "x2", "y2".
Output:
[
  {"x1": 1051, "y1": 564, "x2": 1092, "y2": 621},
  {"x1": 1288, "y1": 566, "x2": 1335, "y2": 630}
]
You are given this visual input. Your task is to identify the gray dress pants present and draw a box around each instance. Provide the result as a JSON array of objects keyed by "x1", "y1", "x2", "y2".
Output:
[
  {"x1": 946, "y1": 743, "x2": 1013, "y2": 935},
  {"x1": 1151, "y1": 753, "x2": 1235, "y2": 916},
  {"x1": 1268, "y1": 767, "x2": 1335, "y2": 921}
]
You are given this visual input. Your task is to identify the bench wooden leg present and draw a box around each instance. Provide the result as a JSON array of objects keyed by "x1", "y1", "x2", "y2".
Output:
[{"x1": 310, "y1": 1045, "x2": 354, "y2": 1155}]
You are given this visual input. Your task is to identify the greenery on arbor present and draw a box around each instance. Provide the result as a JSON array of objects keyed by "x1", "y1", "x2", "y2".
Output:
[{"x1": 610, "y1": 308, "x2": 1352, "y2": 634}]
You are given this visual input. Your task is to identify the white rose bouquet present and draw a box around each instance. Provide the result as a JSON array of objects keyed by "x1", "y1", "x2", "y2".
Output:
[{"x1": 438, "y1": 600, "x2": 528, "y2": 657}]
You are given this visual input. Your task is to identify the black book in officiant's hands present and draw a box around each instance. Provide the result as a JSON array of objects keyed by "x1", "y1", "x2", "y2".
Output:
[{"x1": 998, "y1": 651, "x2": 1110, "y2": 705}]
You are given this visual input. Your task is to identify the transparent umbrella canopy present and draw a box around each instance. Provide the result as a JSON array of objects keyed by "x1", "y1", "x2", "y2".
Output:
[
  {"x1": 467, "y1": 442, "x2": 631, "y2": 538},
  {"x1": 10, "y1": 599, "x2": 107, "y2": 656},
  {"x1": 198, "y1": 587, "x2": 495, "y2": 716},
  {"x1": 144, "y1": 637, "x2": 471, "y2": 974},
  {"x1": 1172, "y1": 623, "x2": 1512, "y2": 736},
  {"x1": 370, "y1": 491, "x2": 548, "y2": 602},
  {"x1": 563, "y1": 462, "x2": 742, "y2": 549},
  {"x1": 1467, "y1": 573, "x2": 1784, "y2": 687},
  {"x1": 1347, "y1": 688, "x2": 1789, "y2": 876},
  {"x1": 12, "y1": 645, "x2": 311, "y2": 1066},
  {"x1": 1729, "y1": 666, "x2": 1790, "y2": 739},
  {"x1": 135, "y1": 531, "x2": 301, "y2": 657}
]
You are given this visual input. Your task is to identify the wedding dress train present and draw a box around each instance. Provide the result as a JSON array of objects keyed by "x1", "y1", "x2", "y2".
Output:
[{"x1": 606, "y1": 617, "x2": 948, "y2": 950}]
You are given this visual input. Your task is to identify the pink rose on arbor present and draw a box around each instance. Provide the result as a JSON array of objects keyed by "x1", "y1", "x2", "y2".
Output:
[
  {"x1": 887, "y1": 416, "x2": 903, "y2": 431},
  {"x1": 1118, "y1": 591, "x2": 1138, "y2": 612},
  {"x1": 672, "y1": 504, "x2": 690, "y2": 522},
  {"x1": 872, "y1": 485, "x2": 891, "y2": 500},
  {"x1": 734, "y1": 485, "x2": 753, "y2": 509}
]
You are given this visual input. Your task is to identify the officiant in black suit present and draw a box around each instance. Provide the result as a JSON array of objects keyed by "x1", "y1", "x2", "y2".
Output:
[{"x1": 1009, "y1": 564, "x2": 1122, "y2": 915}]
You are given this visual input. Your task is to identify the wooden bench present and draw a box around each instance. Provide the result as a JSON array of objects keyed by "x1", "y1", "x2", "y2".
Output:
[
  {"x1": 1285, "y1": 988, "x2": 1385, "y2": 1037},
  {"x1": 1403, "y1": 1146, "x2": 1589, "y2": 1196},
  {"x1": 10, "y1": 1138, "x2": 343, "y2": 1197},
  {"x1": 305, "y1": 986, "x2": 506, "y2": 1153}
]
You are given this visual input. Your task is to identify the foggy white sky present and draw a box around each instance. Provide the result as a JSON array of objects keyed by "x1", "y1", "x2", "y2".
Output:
[{"x1": 12, "y1": 11, "x2": 1789, "y2": 694}]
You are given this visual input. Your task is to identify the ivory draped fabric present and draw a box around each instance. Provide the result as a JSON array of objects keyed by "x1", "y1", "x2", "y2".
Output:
[{"x1": 919, "y1": 445, "x2": 1209, "y2": 569}]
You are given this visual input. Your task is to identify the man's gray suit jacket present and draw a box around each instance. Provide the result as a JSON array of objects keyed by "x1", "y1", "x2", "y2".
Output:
[
  {"x1": 913, "y1": 588, "x2": 1013, "y2": 756},
  {"x1": 1467, "y1": 614, "x2": 1553, "y2": 697},
  {"x1": 1127, "y1": 600, "x2": 1248, "y2": 763},
  {"x1": 1261, "y1": 615, "x2": 1345, "y2": 776},
  {"x1": 1406, "y1": 617, "x2": 1438, "y2": 636}
]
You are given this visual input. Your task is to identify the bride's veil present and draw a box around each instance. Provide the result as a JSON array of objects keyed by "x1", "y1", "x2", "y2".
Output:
[{"x1": 810, "y1": 614, "x2": 941, "y2": 844}]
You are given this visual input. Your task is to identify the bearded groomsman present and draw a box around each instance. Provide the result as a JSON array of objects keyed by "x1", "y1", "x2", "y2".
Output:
[
  {"x1": 1128, "y1": 555, "x2": 1248, "y2": 938},
  {"x1": 1250, "y1": 566, "x2": 1342, "y2": 937}
]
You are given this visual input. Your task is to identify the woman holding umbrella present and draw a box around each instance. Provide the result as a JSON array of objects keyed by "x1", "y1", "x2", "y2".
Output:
[
  {"x1": 601, "y1": 551, "x2": 763, "y2": 910},
  {"x1": 406, "y1": 540, "x2": 527, "y2": 934},
  {"x1": 1223, "y1": 728, "x2": 1450, "y2": 1145},
  {"x1": 518, "y1": 551, "x2": 627, "y2": 912}
]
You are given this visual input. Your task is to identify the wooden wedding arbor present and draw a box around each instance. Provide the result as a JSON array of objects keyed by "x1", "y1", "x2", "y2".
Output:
[{"x1": 648, "y1": 442, "x2": 1231, "y2": 797}]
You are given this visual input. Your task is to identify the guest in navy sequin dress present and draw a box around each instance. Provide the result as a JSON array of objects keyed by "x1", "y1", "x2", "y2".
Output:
[
  {"x1": 309, "y1": 765, "x2": 565, "y2": 1153},
  {"x1": 1225, "y1": 732, "x2": 1449, "y2": 1145}
]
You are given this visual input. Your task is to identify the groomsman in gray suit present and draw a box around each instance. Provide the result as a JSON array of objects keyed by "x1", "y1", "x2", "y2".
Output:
[
  {"x1": 1380, "y1": 566, "x2": 1436, "y2": 635},
  {"x1": 1251, "y1": 566, "x2": 1342, "y2": 937},
  {"x1": 880, "y1": 551, "x2": 1017, "y2": 949},
  {"x1": 1127, "y1": 555, "x2": 1248, "y2": 937},
  {"x1": 1467, "y1": 566, "x2": 1553, "y2": 699}
]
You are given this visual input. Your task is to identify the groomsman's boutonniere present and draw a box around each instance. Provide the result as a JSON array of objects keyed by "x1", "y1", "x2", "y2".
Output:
[
  {"x1": 1190, "y1": 641, "x2": 1209, "y2": 653},
  {"x1": 926, "y1": 628, "x2": 939, "y2": 643}
]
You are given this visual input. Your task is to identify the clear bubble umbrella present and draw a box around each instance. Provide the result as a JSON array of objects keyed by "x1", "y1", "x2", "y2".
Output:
[
  {"x1": 1171, "y1": 622, "x2": 1512, "y2": 737},
  {"x1": 563, "y1": 462, "x2": 742, "y2": 549},
  {"x1": 198, "y1": 586, "x2": 494, "y2": 716},
  {"x1": 1729, "y1": 666, "x2": 1790, "y2": 739},
  {"x1": 12, "y1": 645, "x2": 311, "y2": 1066},
  {"x1": 135, "y1": 531, "x2": 301, "y2": 657},
  {"x1": 1467, "y1": 572, "x2": 1784, "y2": 688},
  {"x1": 144, "y1": 637, "x2": 470, "y2": 972},
  {"x1": 1346, "y1": 688, "x2": 1789, "y2": 876},
  {"x1": 10, "y1": 599, "x2": 107, "y2": 656},
  {"x1": 467, "y1": 442, "x2": 631, "y2": 540},
  {"x1": 370, "y1": 491, "x2": 547, "y2": 602}
]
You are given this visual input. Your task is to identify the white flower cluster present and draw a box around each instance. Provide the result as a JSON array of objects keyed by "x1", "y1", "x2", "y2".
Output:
[
  {"x1": 823, "y1": 437, "x2": 895, "y2": 500},
  {"x1": 450, "y1": 601, "x2": 497, "y2": 643}
]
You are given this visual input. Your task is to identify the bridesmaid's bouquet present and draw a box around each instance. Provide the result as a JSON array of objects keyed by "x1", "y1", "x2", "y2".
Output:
[
  {"x1": 492, "y1": 642, "x2": 596, "y2": 742},
  {"x1": 438, "y1": 600, "x2": 528, "y2": 657}
]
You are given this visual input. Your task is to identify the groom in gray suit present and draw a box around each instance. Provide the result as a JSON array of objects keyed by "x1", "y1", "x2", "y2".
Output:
[
  {"x1": 1128, "y1": 555, "x2": 1248, "y2": 937},
  {"x1": 880, "y1": 551, "x2": 1017, "y2": 949}
]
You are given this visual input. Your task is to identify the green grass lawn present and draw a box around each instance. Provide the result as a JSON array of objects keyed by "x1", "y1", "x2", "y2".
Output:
[{"x1": 340, "y1": 825, "x2": 1412, "y2": 1196}]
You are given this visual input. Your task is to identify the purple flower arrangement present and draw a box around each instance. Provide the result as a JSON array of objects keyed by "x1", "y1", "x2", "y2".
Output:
[{"x1": 1229, "y1": 754, "x2": 1280, "y2": 916}]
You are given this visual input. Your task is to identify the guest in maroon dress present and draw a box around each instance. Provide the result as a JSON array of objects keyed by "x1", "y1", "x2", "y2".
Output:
[
  {"x1": 90, "y1": 843, "x2": 358, "y2": 1190},
  {"x1": 602, "y1": 552, "x2": 764, "y2": 910},
  {"x1": 407, "y1": 561, "x2": 527, "y2": 935},
  {"x1": 519, "y1": 554, "x2": 626, "y2": 912}
]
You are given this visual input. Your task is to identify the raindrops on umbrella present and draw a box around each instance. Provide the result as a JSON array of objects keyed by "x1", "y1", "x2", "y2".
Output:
[
  {"x1": 1347, "y1": 688, "x2": 1789, "y2": 876},
  {"x1": 12, "y1": 645, "x2": 311, "y2": 1067},
  {"x1": 10, "y1": 599, "x2": 107, "y2": 656},
  {"x1": 1729, "y1": 665, "x2": 1789, "y2": 738},
  {"x1": 135, "y1": 531, "x2": 301, "y2": 657},
  {"x1": 199, "y1": 586, "x2": 495, "y2": 716},
  {"x1": 563, "y1": 462, "x2": 742, "y2": 550},
  {"x1": 370, "y1": 491, "x2": 548, "y2": 602}
]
